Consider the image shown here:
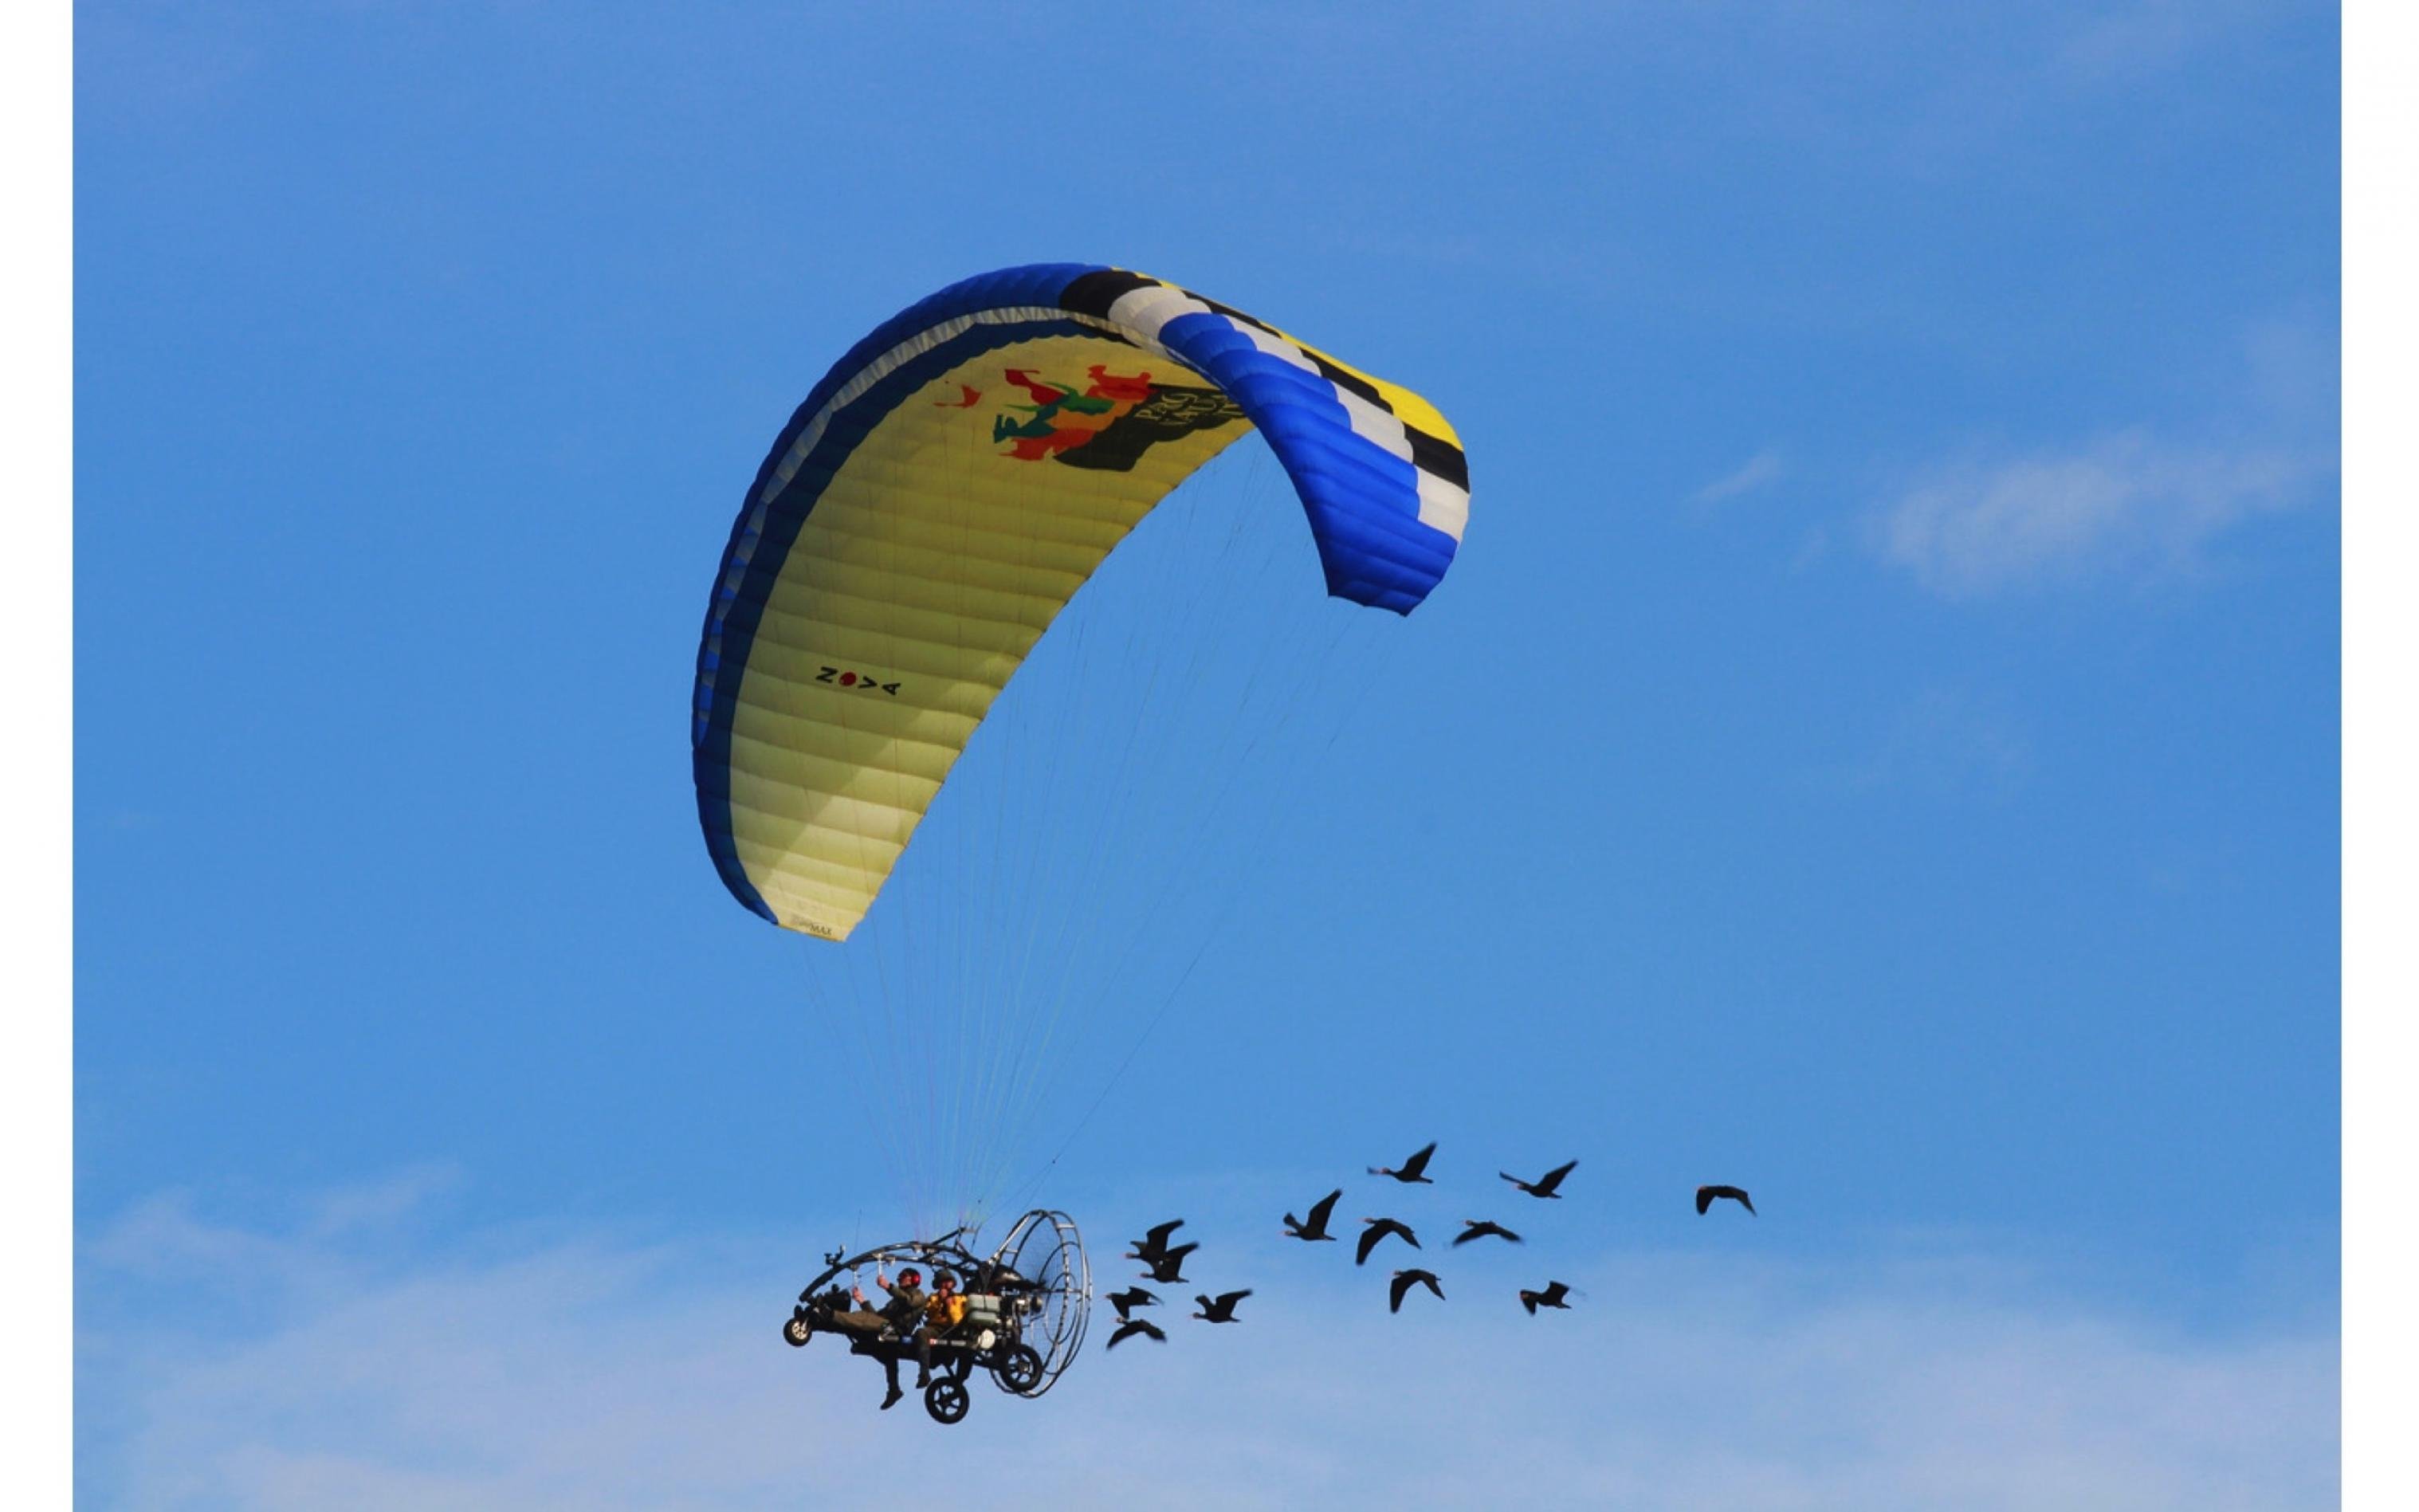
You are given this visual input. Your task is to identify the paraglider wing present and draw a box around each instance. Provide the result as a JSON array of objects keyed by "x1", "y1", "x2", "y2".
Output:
[{"x1": 693, "y1": 264, "x2": 1470, "y2": 939}]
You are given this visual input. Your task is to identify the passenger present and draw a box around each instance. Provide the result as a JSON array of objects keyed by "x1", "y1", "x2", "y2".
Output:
[
  {"x1": 915, "y1": 1270, "x2": 968, "y2": 1388},
  {"x1": 849, "y1": 1266, "x2": 928, "y2": 1410}
]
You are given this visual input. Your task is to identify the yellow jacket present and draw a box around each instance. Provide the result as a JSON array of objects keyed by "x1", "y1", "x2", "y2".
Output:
[{"x1": 925, "y1": 1293, "x2": 965, "y2": 1332}]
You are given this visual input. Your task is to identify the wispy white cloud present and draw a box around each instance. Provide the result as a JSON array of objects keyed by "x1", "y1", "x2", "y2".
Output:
[
  {"x1": 1838, "y1": 687, "x2": 2034, "y2": 803},
  {"x1": 1873, "y1": 430, "x2": 2313, "y2": 598},
  {"x1": 2240, "y1": 315, "x2": 2342, "y2": 438},
  {"x1": 78, "y1": 1184, "x2": 2338, "y2": 1510},
  {"x1": 2057, "y1": 0, "x2": 2310, "y2": 82},
  {"x1": 84, "y1": 1164, "x2": 467, "y2": 1299},
  {"x1": 1693, "y1": 452, "x2": 1785, "y2": 507}
]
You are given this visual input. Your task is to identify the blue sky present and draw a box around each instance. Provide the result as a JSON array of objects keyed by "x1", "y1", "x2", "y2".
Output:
[{"x1": 74, "y1": 2, "x2": 2339, "y2": 1504}]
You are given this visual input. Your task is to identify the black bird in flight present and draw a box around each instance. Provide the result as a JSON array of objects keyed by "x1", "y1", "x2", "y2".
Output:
[
  {"x1": 1141, "y1": 1243, "x2": 1199, "y2": 1284},
  {"x1": 1193, "y1": 1289, "x2": 1251, "y2": 1323},
  {"x1": 1369, "y1": 1141, "x2": 1438, "y2": 1184},
  {"x1": 1357, "y1": 1217, "x2": 1420, "y2": 1266},
  {"x1": 1500, "y1": 1160, "x2": 1578, "y2": 1199},
  {"x1": 1126, "y1": 1218, "x2": 1187, "y2": 1263},
  {"x1": 1696, "y1": 1184, "x2": 1756, "y2": 1216},
  {"x1": 1105, "y1": 1318, "x2": 1166, "y2": 1349},
  {"x1": 1105, "y1": 1286, "x2": 1160, "y2": 1321},
  {"x1": 1283, "y1": 1188, "x2": 1343, "y2": 1243},
  {"x1": 1519, "y1": 1281, "x2": 1573, "y2": 1314},
  {"x1": 1452, "y1": 1219, "x2": 1524, "y2": 1247},
  {"x1": 1389, "y1": 1269, "x2": 1445, "y2": 1313}
]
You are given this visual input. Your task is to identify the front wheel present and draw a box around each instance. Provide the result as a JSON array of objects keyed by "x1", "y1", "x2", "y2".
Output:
[
  {"x1": 782, "y1": 1314, "x2": 811, "y2": 1348},
  {"x1": 924, "y1": 1377, "x2": 970, "y2": 1425},
  {"x1": 992, "y1": 1343, "x2": 1044, "y2": 1396}
]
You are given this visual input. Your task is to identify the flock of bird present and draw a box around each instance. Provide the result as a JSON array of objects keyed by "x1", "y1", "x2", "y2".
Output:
[{"x1": 1100, "y1": 1144, "x2": 1756, "y2": 1350}]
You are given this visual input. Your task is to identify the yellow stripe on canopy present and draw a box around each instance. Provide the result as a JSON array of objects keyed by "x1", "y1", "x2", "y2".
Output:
[{"x1": 723, "y1": 335, "x2": 1251, "y2": 938}]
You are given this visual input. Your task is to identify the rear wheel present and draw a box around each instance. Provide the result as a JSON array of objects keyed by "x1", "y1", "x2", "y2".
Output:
[
  {"x1": 992, "y1": 1343, "x2": 1044, "y2": 1395},
  {"x1": 924, "y1": 1377, "x2": 969, "y2": 1425}
]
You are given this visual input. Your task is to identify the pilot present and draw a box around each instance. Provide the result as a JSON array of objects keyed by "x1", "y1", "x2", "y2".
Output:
[{"x1": 850, "y1": 1266, "x2": 928, "y2": 1410}]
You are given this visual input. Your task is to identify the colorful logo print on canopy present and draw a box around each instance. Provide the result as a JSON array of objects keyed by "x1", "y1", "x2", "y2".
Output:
[{"x1": 992, "y1": 366, "x2": 1247, "y2": 473}]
